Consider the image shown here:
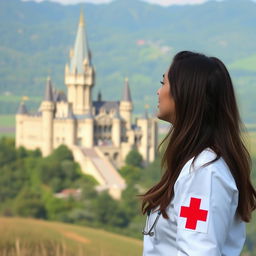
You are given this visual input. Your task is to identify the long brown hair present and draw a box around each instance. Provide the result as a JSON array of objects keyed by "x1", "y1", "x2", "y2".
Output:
[{"x1": 138, "y1": 50, "x2": 256, "y2": 222}]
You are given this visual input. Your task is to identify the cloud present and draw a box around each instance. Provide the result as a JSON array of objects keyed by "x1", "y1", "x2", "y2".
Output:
[
  {"x1": 22, "y1": 0, "x2": 113, "y2": 5},
  {"x1": 22, "y1": 0, "x2": 208, "y2": 5},
  {"x1": 142, "y1": 0, "x2": 207, "y2": 6},
  {"x1": 21, "y1": 0, "x2": 256, "y2": 6}
]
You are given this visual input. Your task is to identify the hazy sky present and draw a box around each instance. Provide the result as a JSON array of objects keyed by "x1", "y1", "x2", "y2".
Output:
[
  {"x1": 21, "y1": 0, "x2": 226, "y2": 6},
  {"x1": 22, "y1": 0, "x2": 256, "y2": 6}
]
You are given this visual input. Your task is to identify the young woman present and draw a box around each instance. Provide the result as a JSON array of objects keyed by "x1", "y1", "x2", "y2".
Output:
[{"x1": 139, "y1": 51, "x2": 256, "y2": 255}]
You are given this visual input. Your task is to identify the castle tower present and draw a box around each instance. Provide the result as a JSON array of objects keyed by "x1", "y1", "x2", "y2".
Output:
[
  {"x1": 136, "y1": 107, "x2": 150, "y2": 166},
  {"x1": 65, "y1": 10, "x2": 95, "y2": 115},
  {"x1": 41, "y1": 77, "x2": 55, "y2": 156},
  {"x1": 120, "y1": 77, "x2": 133, "y2": 130},
  {"x1": 15, "y1": 100, "x2": 29, "y2": 148},
  {"x1": 84, "y1": 109, "x2": 94, "y2": 147},
  {"x1": 112, "y1": 110, "x2": 121, "y2": 147},
  {"x1": 149, "y1": 114, "x2": 158, "y2": 162},
  {"x1": 66, "y1": 104, "x2": 76, "y2": 146}
]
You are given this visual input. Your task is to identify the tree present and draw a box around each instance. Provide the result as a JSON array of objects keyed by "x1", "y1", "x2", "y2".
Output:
[
  {"x1": 92, "y1": 191, "x2": 129, "y2": 227},
  {"x1": 125, "y1": 149, "x2": 143, "y2": 168},
  {"x1": 49, "y1": 145, "x2": 74, "y2": 162},
  {"x1": 14, "y1": 187, "x2": 47, "y2": 219},
  {"x1": 121, "y1": 183, "x2": 141, "y2": 219},
  {"x1": 0, "y1": 137, "x2": 16, "y2": 166},
  {"x1": 0, "y1": 160, "x2": 28, "y2": 202},
  {"x1": 119, "y1": 165, "x2": 141, "y2": 185}
]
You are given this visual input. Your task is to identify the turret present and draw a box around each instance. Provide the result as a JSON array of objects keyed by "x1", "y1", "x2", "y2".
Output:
[
  {"x1": 66, "y1": 104, "x2": 76, "y2": 146},
  {"x1": 41, "y1": 77, "x2": 55, "y2": 156},
  {"x1": 120, "y1": 77, "x2": 133, "y2": 130},
  {"x1": 149, "y1": 111, "x2": 158, "y2": 162},
  {"x1": 65, "y1": 10, "x2": 95, "y2": 115},
  {"x1": 97, "y1": 90, "x2": 102, "y2": 102},
  {"x1": 16, "y1": 100, "x2": 29, "y2": 148},
  {"x1": 112, "y1": 110, "x2": 121, "y2": 147},
  {"x1": 17, "y1": 101, "x2": 28, "y2": 115},
  {"x1": 136, "y1": 105, "x2": 150, "y2": 166},
  {"x1": 84, "y1": 109, "x2": 94, "y2": 147}
]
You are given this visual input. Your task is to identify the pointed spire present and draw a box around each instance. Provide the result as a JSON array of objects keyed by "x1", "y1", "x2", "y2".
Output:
[
  {"x1": 44, "y1": 76, "x2": 53, "y2": 101},
  {"x1": 79, "y1": 9, "x2": 84, "y2": 26},
  {"x1": 70, "y1": 10, "x2": 91, "y2": 74},
  {"x1": 97, "y1": 90, "x2": 102, "y2": 102},
  {"x1": 122, "y1": 77, "x2": 132, "y2": 102},
  {"x1": 17, "y1": 101, "x2": 28, "y2": 115}
]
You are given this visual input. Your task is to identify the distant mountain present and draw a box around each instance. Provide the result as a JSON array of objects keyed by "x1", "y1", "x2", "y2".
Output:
[{"x1": 0, "y1": 0, "x2": 256, "y2": 122}]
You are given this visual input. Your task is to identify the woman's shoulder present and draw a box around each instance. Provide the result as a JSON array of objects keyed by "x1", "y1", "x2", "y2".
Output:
[{"x1": 177, "y1": 147, "x2": 237, "y2": 191}]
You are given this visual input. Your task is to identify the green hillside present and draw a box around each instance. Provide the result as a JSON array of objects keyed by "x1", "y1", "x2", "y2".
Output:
[
  {"x1": 0, "y1": 130, "x2": 255, "y2": 254},
  {"x1": 0, "y1": 0, "x2": 256, "y2": 122},
  {"x1": 0, "y1": 217, "x2": 143, "y2": 256}
]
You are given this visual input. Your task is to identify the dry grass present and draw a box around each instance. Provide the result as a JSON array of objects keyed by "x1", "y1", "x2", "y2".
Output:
[{"x1": 0, "y1": 217, "x2": 143, "y2": 256}]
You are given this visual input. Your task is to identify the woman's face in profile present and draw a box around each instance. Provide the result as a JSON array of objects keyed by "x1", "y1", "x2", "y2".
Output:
[{"x1": 157, "y1": 69, "x2": 175, "y2": 124}]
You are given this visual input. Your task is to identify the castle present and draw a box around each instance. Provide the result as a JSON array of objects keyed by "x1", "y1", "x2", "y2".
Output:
[{"x1": 15, "y1": 11, "x2": 158, "y2": 200}]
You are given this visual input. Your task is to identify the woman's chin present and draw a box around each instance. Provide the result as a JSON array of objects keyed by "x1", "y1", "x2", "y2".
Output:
[{"x1": 157, "y1": 111, "x2": 172, "y2": 123}]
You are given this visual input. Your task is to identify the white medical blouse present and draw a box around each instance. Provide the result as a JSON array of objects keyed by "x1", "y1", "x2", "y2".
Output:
[{"x1": 143, "y1": 147, "x2": 246, "y2": 256}]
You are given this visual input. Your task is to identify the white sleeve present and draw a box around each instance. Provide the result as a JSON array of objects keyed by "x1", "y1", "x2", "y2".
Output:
[{"x1": 173, "y1": 165, "x2": 234, "y2": 256}]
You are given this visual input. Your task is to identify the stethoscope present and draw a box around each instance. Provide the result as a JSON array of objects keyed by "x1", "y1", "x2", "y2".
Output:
[{"x1": 142, "y1": 209, "x2": 161, "y2": 236}]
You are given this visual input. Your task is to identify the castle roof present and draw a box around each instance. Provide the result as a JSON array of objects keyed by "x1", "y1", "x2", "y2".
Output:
[
  {"x1": 70, "y1": 10, "x2": 91, "y2": 74},
  {"x1": 93, "y1": 100, "x2": 120, "y2": 115},
  {"x1": 44, "y1": 77, "x2": 54, "y2": 101},
  {"x1": 17, "y1": 101, "x2": 28, "y2": 115},
  {"x1": 54, "y1": 90, "x2": 67, "y2": 102},
  {"x1": 122, "y1": 77, "x2": 132, "y2": 102}
]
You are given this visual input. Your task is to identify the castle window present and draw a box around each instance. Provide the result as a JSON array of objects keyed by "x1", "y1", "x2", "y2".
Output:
[
  {"x1": 113, "y1": 152, "x2": 118, "y2": 160},
  {"x1": 77, "y1": 137, "x2": 82, "y2": 146}
]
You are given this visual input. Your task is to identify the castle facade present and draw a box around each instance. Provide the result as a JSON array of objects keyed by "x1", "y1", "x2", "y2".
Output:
[{"x1": 15, "y1": 11, "x2": 158, "y2": 199}]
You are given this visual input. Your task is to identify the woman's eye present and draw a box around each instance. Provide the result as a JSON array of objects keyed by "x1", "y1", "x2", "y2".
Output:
[{"x1": 160, "y1": 81, "x2": 164, "y2": 85}]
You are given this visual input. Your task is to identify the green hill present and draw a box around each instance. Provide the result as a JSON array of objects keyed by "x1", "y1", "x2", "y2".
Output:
[
  {"x1": 0, "y1": 0, "x2": 256, "y2": 122},
  {"x1": 0, "y1": 217, "x2": 143, "y2": 256}
]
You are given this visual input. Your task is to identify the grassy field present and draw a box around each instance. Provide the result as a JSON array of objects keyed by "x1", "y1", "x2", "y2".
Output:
[
  {"x1": 0, "y1": 114, "x2": 15, "y2": 126},
  {"x1": 0, "y1": 217, "x2": 254, "y2": 256},
  {"x1": 0, "y1": 217, "x2": 143, "y2": 256}
]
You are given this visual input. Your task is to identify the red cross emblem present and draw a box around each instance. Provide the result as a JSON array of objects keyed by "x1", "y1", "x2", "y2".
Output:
[{"x1": 179, "y1": 197, "x2": 208, "y2": 230}]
